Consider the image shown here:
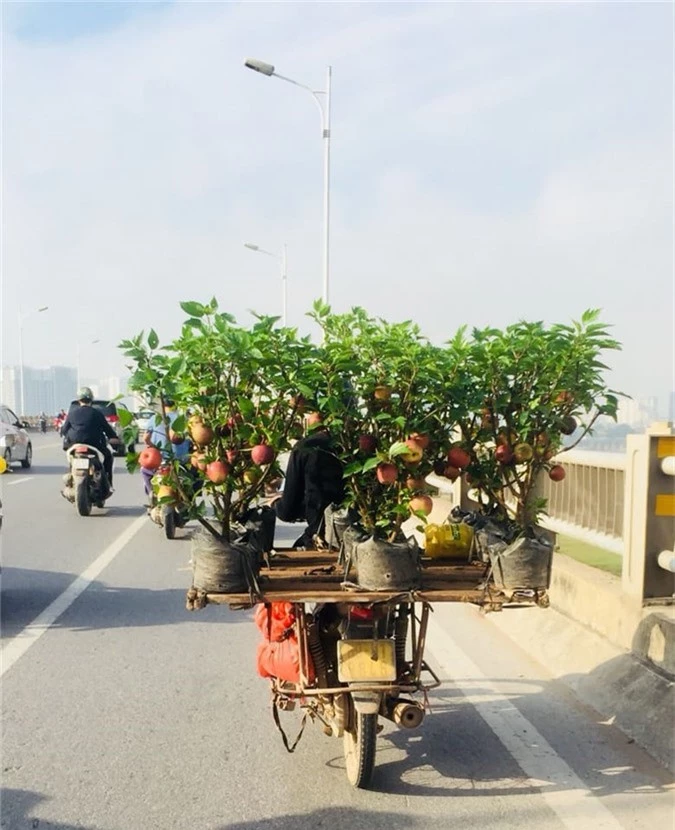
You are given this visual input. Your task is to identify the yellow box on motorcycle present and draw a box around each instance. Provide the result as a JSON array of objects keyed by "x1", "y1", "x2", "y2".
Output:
[{"x1": 424, "y1": 522, "x2": 474, "y2": 561}]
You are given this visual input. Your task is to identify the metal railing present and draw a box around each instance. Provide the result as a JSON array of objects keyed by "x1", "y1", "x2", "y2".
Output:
[
  {"x1": 536, "y1": 450, "x2": 625, "y2": 554},
  {"x1": 427, "y1": 449, "x2": 626, "y2": 555}
]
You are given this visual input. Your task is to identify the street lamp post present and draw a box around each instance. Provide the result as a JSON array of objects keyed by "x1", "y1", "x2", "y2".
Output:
[
  {"x1": 244, "y1": 242, "x2": 288, "y2": 325},
  {"x1": 245, "y1": 58, "x2": 331, "y2": 306},
  {"x1": 18, "y1": 305, "x2": 49, "y2": 416},
  {"x1": 76, "y1": 339, "x2": 101, "y2": 393}
]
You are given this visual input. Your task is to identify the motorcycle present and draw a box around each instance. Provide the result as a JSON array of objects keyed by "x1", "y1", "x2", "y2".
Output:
[
  {"x1": 61, "y1": 442, "x2": 115, "y2": 516},
  {"x1": 260, "y1": 598, "x2": 439, "y2": 788},
  {"x1": 147, "y1": 463, "x2": 198, "y2": 540}
]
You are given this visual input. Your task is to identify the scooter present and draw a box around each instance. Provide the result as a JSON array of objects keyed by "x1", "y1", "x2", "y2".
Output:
[
  {"x1": 61, "y1": 442, "x2": 115, "y2": 516},
  {"x1": 147, "y1": 464, "x2": 191, "y2": 540}
]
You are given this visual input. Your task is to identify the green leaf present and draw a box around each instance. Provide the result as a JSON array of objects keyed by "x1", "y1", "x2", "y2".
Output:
[
  {"x1": 389, "y1": 441, "x2": 409, "y2": 458},
  {"x1": 180, "y1": 301, "x2": 206, "y2": 318},
  {"x1": 344, "y1": 461, "x2": 364, "y2": 476},
  {"x1": 171, "y1": 415, "x2": 186, "y2": 433},
  {"x1": 118, "y1": 408, "x2": 134, "y2": 427},
  {"x1": 148, "y1": 329, "x2": 159, "y2": 350},
  {"x1": 362, "y1": 456, "x2": 380, "y2": 473}
]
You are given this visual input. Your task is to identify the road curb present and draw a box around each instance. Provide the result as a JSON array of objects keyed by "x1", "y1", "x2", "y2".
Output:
[{"x1": 484, "y1": 603, "x2": 675, "y2": 773}]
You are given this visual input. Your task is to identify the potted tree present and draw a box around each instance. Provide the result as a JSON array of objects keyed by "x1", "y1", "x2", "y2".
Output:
[
  {"x1": 120, "y1": 299, "x2": 314, "y2": 593},
  {"x1": 444, "y1": 309, "x2": 624, "y2": 594},
  {"x1": 305, "y1": 304, "x2": 467, "y2": 590}
]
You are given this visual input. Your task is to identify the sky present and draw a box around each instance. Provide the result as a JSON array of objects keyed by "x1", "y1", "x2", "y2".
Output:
[{"x1": 1, "y1": 1, "x2": 673, "y2": 410}]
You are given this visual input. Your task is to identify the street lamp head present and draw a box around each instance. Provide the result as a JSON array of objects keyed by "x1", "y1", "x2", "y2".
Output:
[
  {"x1": 244, "y1": 242, "x2": 260, "y2": 251},
  {"x1": 244, "y1": 58, "x2": 275, "y2": 77}
]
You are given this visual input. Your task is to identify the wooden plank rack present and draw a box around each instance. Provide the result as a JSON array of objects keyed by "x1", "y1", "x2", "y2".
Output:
[{"x1": 191, "y1": 548, "x2": 512, "y2": 610}]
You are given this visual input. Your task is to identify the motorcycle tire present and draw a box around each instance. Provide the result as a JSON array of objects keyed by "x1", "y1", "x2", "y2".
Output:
[
  {"x1": 75, "y1": 477, "x2": 92, "y2": 517},
  {"x1": 163, "y1": 507, "x2": 176, "y2": 540},
  {"x1": 343, "y1": 708, "x2": 377, "y2": 789}
]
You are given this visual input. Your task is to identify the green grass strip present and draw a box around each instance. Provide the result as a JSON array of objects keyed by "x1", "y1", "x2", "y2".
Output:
[{"x1": 556, "y1": 533, "x2": 622, "y2": 577}]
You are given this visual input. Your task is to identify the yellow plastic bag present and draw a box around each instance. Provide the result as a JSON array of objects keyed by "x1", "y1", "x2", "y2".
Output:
[{"x1": 424, "y1": 522, "x2": 474, "y2": 560}]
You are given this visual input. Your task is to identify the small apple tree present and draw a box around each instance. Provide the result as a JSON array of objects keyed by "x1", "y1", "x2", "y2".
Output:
[
  {"x1": 306, "y1": 304, "x2": 467, "y2": 542},
  {"x1": 120, "y1": 299, "x2": 313, "y2": 542},
  {"x1": 445, "y1": 309, "x2": 624, "y2": 531}
]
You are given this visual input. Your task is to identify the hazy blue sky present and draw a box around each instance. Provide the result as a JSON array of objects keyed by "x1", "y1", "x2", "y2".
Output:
[{"x1": 2, "y1": 1, "x2": 673, "y2": 407}]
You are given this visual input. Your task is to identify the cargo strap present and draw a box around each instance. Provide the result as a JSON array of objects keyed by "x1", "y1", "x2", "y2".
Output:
[{"x1": 271, "y1": 698, "x2": 308, "y2": 753}]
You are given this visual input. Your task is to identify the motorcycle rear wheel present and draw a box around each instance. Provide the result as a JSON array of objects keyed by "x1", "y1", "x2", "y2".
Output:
[
  {"x1": 75, "y1": 477, "x2": 91, "y2": 517},
  {"x1": 162, "y1": 507, "x2": 176, "y2": 540},
  {"x1": 343, "y1": 707, "x2": 377, "y2": 789}
]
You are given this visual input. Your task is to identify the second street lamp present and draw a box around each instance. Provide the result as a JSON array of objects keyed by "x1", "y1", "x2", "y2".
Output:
[
  {"x1": 76, "y1": 339, "x2": 101, "y2": 393},
  {"x1": 244, "y1": 57, "x2": 331, "y2": 307},
  {"x1": 244, "y1": 242, "x2": 288, "y2": 326}
]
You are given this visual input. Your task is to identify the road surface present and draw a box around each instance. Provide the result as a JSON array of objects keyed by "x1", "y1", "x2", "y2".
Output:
[{"x1": 1, "y1": 435, "x2": 673, "y2": 829}]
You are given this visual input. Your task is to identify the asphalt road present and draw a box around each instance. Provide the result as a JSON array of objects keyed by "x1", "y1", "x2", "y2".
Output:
[{"x1": 1, "y1": 435, "x2": 673, "y2": 830}]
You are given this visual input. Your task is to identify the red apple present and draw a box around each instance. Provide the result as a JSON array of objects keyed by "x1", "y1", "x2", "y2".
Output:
[
  {"x1": 443, "y1": 464, "x2": 461, "y2": 481},
  {"x1": 409, "y1": 432, "x2": 430, "y2": 450},
  {"x1": 409, "y1": 495, "x2": 433, "y2": 516},
  {"x1": 251, "y1": 444, "x2": 275, "y2": 466},
  {"x1": 306, "y1": 412, "x2": 323, "y2": 428},
  {"x1": 560, "y1": 416, "x2": 577, "y2": 436},
  {"x1": 406, "y1": 477, "x2": 427, "y2": 492},
  {"x1": 243, "y1": 467, "x2": 262, "y2": 485},
  {"x1": 358, "y1": 434, "x2": 377, "y2": 454},
  {"x1": 402, "y1": 439, "x2": 424, "y2": 466},
  {"x1": 139, "y1": 447, "x2": 162, "y2": 470},
  {"x1": 376, "y1": 463, "x2": 398, "y2": 485},
  {"x1": 549, "y1": 464, "x2": 566, "y2": 482},
  {"x1": 191, "y1": 451, "x2": 207, "y2": 471},
  {"x1": 373, "y1": 385, "x2": 392, "y2": 401},
  {"x1": 495, "y1": 444, "x2": 514, "y2": 464},
  {"x1": 447, "y1": 446, "x2": 471, "y2": 469},
  {"x1": 206, "y1": 460, "x2": 231, "y2": 484},
  {"x1": 513, "y1": 443, "x2": 534, "y2": 463}
]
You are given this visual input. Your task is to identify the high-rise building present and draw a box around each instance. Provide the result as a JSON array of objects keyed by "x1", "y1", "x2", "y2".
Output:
[
  {"x1": 1, "y1": 366, "x2": 19, "y2": 411},
  {"x1": 1, "y1": 365, "x2": 77, "y2": 415}
]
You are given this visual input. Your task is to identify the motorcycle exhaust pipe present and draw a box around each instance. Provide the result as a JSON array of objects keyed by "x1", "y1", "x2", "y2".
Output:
[{"x1": 384, "y1": 698, "x2": 425, "y2": 729}]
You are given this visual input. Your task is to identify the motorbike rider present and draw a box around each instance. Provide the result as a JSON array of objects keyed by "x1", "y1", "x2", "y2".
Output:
[
  {"x1": 141, "y1": 398, "x2": 191, "y2": 499},
  {"x1": 61, "y1": 387, "x2": 118, "y2": 495}
]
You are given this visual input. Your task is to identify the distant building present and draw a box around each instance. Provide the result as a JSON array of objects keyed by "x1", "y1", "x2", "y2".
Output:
[
  {"x1": 1, "y1": 365, "x2": 77, "y2": 415},
  {"x1": 1, "y1": 366, "x2": 19, "y2": 411}
]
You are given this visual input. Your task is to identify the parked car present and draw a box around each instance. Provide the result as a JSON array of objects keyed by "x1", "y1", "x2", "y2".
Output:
[
  {"x1": 0, "y1": 404, "x2": 32, "y2": 469},
  {"x1": 67, "y1": 400, "x2": 134, "y2": 457}
]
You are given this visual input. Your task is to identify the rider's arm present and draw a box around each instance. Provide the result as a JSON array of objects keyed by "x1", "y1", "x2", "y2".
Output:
[
  {"x1": 96, "y1": 410, "x2": 117, "y2": 441},
  {"x1": 60, "y1": 415, "x2": 71, "y2": 437}
]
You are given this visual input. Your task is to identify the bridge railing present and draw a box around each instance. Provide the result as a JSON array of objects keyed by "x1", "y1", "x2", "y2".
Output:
[
  {"x1": 428, "y1": 448, "x2": 626, "y2": 555},
  {"x1": 536, "y1": 449, "x2": 625, "y2": 554}
]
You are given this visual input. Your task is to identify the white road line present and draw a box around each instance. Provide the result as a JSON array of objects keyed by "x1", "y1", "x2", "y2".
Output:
[
  {"x1": 6, "y1": 477, "x2": 34, "y2": 486},
  {"x1": 427, "y1": 618, "x2": 624, "y2": 830},
  {"x1": 0, "y1": 514, "x2": 147, "y2": 679}
]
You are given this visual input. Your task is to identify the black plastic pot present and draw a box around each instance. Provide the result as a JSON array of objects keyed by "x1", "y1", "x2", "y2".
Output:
[
  {"x1": 191, "y1": 531, "x2": 260, "y2": 593},
  {"x1": 489, "y1": 534, "x2": 553, "y2": 591},
  {"x1": 353, "y1": 536, "x2": 422, "y2": 591}
]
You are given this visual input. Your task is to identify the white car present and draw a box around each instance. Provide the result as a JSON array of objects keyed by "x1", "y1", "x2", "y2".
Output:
[{"x1": 0, "y1": 404, "x2": 32, "y2": 469}]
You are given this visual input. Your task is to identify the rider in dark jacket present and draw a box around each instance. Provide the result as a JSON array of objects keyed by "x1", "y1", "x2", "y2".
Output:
[
  {"x1": 61, "y1": 387, "x2": 118, "y2": 492},
  {"x1": 271, "y1": 426, "x2": 344, "y2": 549}
]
